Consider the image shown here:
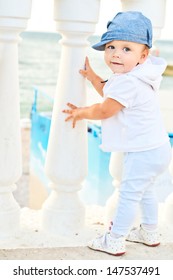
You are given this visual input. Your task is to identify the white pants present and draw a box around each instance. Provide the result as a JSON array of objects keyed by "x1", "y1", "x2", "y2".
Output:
[{"x1": 111, "y1": 142, "x2": 172, "y2": 236}]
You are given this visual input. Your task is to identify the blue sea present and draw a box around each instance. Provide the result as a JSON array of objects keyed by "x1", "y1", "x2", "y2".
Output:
[{"x1": 19, "y1": 31, "x2": 173, "y2": 118}]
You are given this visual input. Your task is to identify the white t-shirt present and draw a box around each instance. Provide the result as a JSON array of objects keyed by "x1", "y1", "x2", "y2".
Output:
[{"x1": 100, "y1": 56, "x2": 169, "y2": 152}]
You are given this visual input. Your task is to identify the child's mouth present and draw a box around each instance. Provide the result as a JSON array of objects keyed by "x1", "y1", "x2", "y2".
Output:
[{"x1": 111, "y1": 62, "x2": 123, "y2": 65}]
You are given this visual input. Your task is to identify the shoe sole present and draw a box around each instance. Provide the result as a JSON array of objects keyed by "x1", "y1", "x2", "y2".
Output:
[
  {"x1": 88, "y1": 246, "x2": 126, "y2": 256},
  {"x1": 126, "y1": 239, "x2": 160, "y2": 247}
]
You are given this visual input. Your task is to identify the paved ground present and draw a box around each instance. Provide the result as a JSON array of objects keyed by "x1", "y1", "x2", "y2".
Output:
[{"x1": 0, "y1": 242, "x2": 173, "y2": 260}]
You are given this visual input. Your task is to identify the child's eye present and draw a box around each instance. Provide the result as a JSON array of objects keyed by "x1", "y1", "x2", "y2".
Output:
[
  {"x1": 123, "y1": 47, "x2": 131, "y2": 52},
  {"x1": 106, "y1": 45, "x2": 115, "y2": 50}
]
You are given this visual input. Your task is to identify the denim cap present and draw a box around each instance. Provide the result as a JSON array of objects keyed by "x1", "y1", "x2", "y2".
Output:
[{"x1": 92, "y1": 11, "x2": 152, "y2": 51}]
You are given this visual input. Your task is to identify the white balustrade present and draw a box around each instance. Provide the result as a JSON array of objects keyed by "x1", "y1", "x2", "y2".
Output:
[
  {"x1": 42, "y1": 0, "x2": 101, "y2": 235},
  {"x1": 0, "y1": 0, "x2": 32, "y2": 238}
]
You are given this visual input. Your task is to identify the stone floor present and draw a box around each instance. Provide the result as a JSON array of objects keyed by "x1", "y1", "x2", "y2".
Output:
[{"x1": 0, "y1": 242, "x2": 173, "y2": 260}]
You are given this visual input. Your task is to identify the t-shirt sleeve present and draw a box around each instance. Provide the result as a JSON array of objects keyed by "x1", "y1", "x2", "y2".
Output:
[{"x1": 104, "y1": 75, "x2": 137, "y2": 108}]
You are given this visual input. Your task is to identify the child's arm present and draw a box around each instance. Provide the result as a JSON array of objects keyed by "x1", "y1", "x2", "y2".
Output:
[
  {"x1": 62, "y1": 98, "x2": 124, "y2": 128},
  {"x1": 79, "y1": 57, "x2": 106, "y2": 97}
]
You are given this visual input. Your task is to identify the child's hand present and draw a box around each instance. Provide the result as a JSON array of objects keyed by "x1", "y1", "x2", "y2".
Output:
[
  {"x1": 79, "y1": 56, "x2": 97, "y2": 82},
  {"x1": 62, "y1": 103, "x2": 84, "y2": 128},
  {"x1": 79, "y1": 56, "x2": 105, "y2": 97}
]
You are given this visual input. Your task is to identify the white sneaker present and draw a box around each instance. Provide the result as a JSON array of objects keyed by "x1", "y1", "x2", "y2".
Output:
[
  {"x1": 126, "y1": 225, "x2": 160, "y2": 247},
  {"x1": 88, "y1": 232, "x2": 126, "y2": 256}
]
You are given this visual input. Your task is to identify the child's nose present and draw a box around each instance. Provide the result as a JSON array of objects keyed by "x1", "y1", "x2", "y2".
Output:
[{"x1": 113, "y1": 49, "x2": 121, "y2": 58}]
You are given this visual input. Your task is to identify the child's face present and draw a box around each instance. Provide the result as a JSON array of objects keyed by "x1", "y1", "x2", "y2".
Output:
[{"x1": 104, "y1": 40, "x2": 149, "y2": 74}]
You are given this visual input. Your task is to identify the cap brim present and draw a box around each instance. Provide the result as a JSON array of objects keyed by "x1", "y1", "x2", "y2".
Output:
[{"x1": 92, "y1": 39, "x2": 112, "y2": 51}]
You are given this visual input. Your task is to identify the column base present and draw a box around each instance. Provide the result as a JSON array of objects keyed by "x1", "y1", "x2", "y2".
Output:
[
  {"x1": 0, "y1": 188, "x2": 20, "y2": 238},
  {"x1": 164, "y1": 193, "x2": 173, "y2": 224},
  {"x1": 41, "y1": 190, "x2": 85, "y2": 236}
]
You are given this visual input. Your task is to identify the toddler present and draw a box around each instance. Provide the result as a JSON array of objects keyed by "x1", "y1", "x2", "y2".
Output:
[{"x1": 63, "y1": 11, "x2": 172, "y2": 256}]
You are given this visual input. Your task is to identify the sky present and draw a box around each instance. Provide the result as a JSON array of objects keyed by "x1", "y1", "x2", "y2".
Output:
[{"x1": 27, "y1": 0, "x2": 173, "y2": 40}]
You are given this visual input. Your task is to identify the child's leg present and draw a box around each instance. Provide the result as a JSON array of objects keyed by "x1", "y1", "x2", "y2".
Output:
[
  {"x1": 140, "y1": 186, "x2": 158, "y2": 226},
  {"x1": 88, "y1": 143, "x2": 171, "y2": 255},
  {"x1": 88, "y1": 151, "x2": 154, "y2": 255},
  {"x1": 126, "y1": 186, "x2": 160, "y2": 247},
  {"x1": 111, "y1": 143, "x2": 171, "y2": 237}
]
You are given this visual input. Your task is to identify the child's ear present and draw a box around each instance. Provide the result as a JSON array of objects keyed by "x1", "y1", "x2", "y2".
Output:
[{"x1": 139, "y1": 48, "x2": 149, "y2": 64}]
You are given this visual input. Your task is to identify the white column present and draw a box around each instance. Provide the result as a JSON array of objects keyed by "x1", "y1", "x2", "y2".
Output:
[
  {"x1": 41, "y1": 0, "x2": 101, "y2": 235},
  {"x1": 0, "y1": 0, "x2": 32, "y2": 237},
  {"x1": 164, "y1": 161, "x2": 173, "y2": 224},
  {"x1": 105, "y1": 0, "x2": 167, "y2": 224},
  {"x1": 105, "y1": 152, "x2": 123, "y2": 226}
]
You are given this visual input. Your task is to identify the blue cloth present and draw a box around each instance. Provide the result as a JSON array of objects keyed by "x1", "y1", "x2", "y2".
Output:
[{"x1": 92, "y1": 11, "x2": 152, "y2": 51}]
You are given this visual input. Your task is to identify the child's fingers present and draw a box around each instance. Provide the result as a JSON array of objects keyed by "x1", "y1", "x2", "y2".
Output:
[
  {"x1": 62, "y1": 109, "x2": 71, "y2": 114},
  {"x1": 84, "y1": 56, "x2": 90, "y2": 71},
  {"x1": 85, "y1": 56, "x2": 90, "y2": 68},
  {"x1": 79, "y1": 69, "x2": 87, "y2": 77},
  {"x1": 62, "y1": 103, "x2": 77, "y2": 113},
  {"x1": 65, "y1": 115, "x2": 76, "y2": 128},
  {"x1": 79, "y1": 57, "x2": 90, "y2": 74},
  {"x1": 65, "y1": 115, "x2": 73, "y2": 122},
  {"x1": 72, "y1": 120, "x2": 76, "y2": 128},
  {"x1": 65, "y1": 103, "x2": 77, "y2": 110}
]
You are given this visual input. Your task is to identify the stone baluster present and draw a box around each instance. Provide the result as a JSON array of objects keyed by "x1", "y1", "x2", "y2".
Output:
[
  {"x1": 41, "y1": 0, "x2": 101, "y2": 235},
  {"x1": 105, "y1": 0, "x2": 167, "y2": 225},
  {"x1": 105, "y1": 152, "x2": 124, "y2": 226},
  {"x1": 0, "y1": 0, "x2": 32, "y2": 238}
]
